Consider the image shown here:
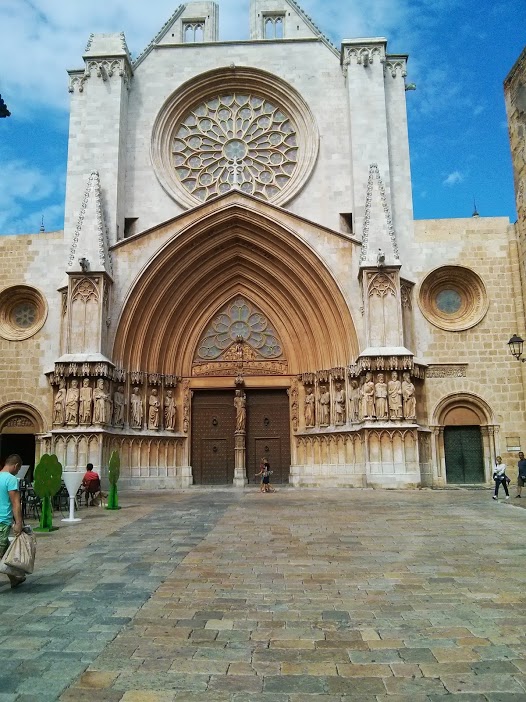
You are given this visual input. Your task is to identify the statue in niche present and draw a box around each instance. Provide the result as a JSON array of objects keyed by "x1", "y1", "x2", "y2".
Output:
[
  {"x1": 319, "y1": 386, "x2": 330, "y2": 426},
  {"x1": 148, "y1": 388, "x2": 161, "y2": 430},
  {"x1": 113, "y1": 386, "x2": 125, "y2": 427},
  {"x1": 402, "y1": 372, "x2": 417, "y2": 421},
  {"x1": 234, "y1": 389, "x2": 246, "y2": 432},
  {"x1": 131, "y1": 387, "x2": 143, "y2": 429},
  {"x1": 164, "y1": 390, "x2": 177, "y2": 431},
  {"x1": 304, "y1": 386, "x2": 315, "y2": 427},
  {"x1": 362, "y1": 372, "x2": 375, "y2": 420},
  {"x1": 65, "y1": 379, "x2": 80, "y2": 426},
  {"x1": 375, "y1": 373, "x2": 388, "y2": 420},
  {"x1": 93, "y1": 378, "x2": 109, "y2": 424},
  {"x1": 388, "y1": 371, "x2": 403, "y2": 420},
  {"x1": 79, "y1": 378, "x2": 93, "y2": 425},
  {"x1": 53, "y1": 380, "x2": 67, "y2": 425},
  {"x1": 334, "y1": 382, "x2": 346, "y2": 425},
  {"x1": 350, "y1": 380, "x2": 360, "y2": 423}
]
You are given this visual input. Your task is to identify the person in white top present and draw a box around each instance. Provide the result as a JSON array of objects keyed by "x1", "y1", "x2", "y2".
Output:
[{"x1": 492, "y1": 456, "x2": 510, "y2": 500}]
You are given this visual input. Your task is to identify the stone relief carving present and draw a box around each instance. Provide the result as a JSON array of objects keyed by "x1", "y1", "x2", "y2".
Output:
[
  {"x1": 334, "y1": 382, "x2": 346, "y2": 425},
  {"x1": 148, "y1": 388, "x2": 161, "y2": 430},
  {"x1": 426, "y1": 365, "x2": 468, "y2": 378},
  {"x1": 234, "y1": 389, "x2": 247, "y2": 433},
  {"x1": 400, "y1": 282, "x2": 413, "y2": 310},
  {"x1": 93, "y1": 378, "x2": 111, "y2": 424},
  {"x1": 304, "y1": 386, "x2": 315, "y2": 427},
  {"x1": 374, "y1": 373, "x2": 388, "y2": 420},
  {"x1": 53, "y1": 380, "x2": 67, "y2": 425},
  {"x1": 65, "y1": 380, "x2": 80, "y2": 426},
  {"x1": 79, "y1": 378, "x2": 93, "y2": 425},
  {"x1": 130, "y1": 387, "x2": 143, "y2": 429},
  {"x1": 289, "y1": 379, "x2": 299, "y2": 432},
  {"x1": 164, "y1": 390, "x2": 177, "y2": 431},
  {"x1": 113, "y1": 386, "x2": 125, "y2": 428},
  {"x1": 369, "y1": 272, "x2": 397, "y2": 298},
  {"x1": 350, "y1": 379, "x2": 360, "y2": 423},
  {"x1": 402, "y1": 372, "x2": 417, "y2": 420},
  {"x1": 363, "y1": 373, "x2": 375, "y2": 420},
  {"x1": 388, "y1": 371, "x2": 403, "y2": 420},
  {"x1": 5, "y1": 416, "x2": 33, "y2": 428},
  {"x1": 319, "y1": 385, "x2": 330, "y2": 426},
  {"x1": 183, "y1": 380, "x2": 191, "y2": 433}
]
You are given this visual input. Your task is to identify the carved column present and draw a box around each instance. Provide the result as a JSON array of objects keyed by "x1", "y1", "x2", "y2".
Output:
[{"x1": 233, "y1": 431, "x2": 248, "y2": 488}]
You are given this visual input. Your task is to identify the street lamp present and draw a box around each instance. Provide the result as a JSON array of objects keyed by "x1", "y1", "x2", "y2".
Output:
[{"x1": 508, "y1": 334, "x2": 525, "y2": 361}]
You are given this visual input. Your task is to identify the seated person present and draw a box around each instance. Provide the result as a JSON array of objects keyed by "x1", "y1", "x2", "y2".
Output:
[{"x1": 81, "y1": 463, "x2": 101, "y2": 505}]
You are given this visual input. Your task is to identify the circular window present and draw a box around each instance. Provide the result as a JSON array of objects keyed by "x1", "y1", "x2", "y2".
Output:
[
  {"x1": 0, "y1": 285, "x2": 47, "y2": 340},
  {"x1": 418, "y1": 266, "x2": 488, "y2": 331},
  {"x1": 152, "y1": 67, "x2": 319, "y2": 209}
]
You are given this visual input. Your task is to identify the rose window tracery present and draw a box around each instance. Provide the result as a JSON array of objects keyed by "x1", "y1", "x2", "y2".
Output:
[
  {"x1": 172, "y1": 94, "x2": 299, "y2": 202},
  {"x1": 12, "y1": 302, "x2": 37, "y2": 328},
  {"x1": 196, "y1": 298, "x2": 283, "y2": 360}
]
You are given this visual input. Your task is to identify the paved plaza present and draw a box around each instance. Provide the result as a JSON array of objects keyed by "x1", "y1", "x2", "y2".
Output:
[{"x1": 0, "y1": 487, "x2": 525, "y2": 702}]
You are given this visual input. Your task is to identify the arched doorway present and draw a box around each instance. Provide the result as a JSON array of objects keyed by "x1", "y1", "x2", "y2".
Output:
[
  {"x1": 432, "y1": 394, "x2": 496, "y2": 485},
  {"x1": 0, "y1": 403, "x2": 43, "y2": 481}
]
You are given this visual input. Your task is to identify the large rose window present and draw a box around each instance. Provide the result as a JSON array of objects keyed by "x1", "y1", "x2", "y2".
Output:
[{"x1": 172, "y1": 94, "x2": 298, "y2": 202}]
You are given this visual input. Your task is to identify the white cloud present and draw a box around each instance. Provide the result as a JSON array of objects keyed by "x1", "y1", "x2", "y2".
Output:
[{"x1": 443, "y1": 171, "x2": 464, "y2": 187}]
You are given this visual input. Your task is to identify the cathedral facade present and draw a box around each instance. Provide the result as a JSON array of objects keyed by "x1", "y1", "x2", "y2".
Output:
[{"x1": 1, "y1": 0, "x2": 524, "y2": 490}]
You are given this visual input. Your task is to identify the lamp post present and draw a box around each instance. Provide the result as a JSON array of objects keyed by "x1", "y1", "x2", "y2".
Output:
[{"x1": 508, "y1": 334, "x2": 525, "y2": 362}]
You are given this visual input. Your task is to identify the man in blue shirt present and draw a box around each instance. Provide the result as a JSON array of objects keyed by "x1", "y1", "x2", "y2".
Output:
[
  {"x1": 517, "y1": 451, "x2": 526, "y2": 498},
  {"x1": 0, "y1": 454, "x2": 24, "y2": 588}
]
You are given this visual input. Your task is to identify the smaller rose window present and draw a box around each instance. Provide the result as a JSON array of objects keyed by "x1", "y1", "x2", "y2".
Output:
[
  {"x1": 12, "y1": 302, "x2": 37, "y2": 329},
  {"x1": 197, "y1": 298, "x2": 283, "y2": 360},
  {"x1": 172, "y1": 94, "x2": 299, "y2": 203}
]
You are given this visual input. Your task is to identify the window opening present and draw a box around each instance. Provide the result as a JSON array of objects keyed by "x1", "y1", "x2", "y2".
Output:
[
  {"x1": 264, "y1": 15, "x2": 285, "y2": 39},
  {"x1": 340, "y1": 213, "x2": 353, "y2": 235},
  {"x1": 183, "y1": 21, "x2": 205, "y2": 43}
]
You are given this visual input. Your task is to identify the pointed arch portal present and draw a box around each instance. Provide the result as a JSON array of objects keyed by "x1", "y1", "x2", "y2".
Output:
[{"x1": 113, "y1": 203, "x2": 358, "y2": 377}]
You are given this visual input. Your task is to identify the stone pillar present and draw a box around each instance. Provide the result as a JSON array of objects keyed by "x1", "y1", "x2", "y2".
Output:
[{"x1": 234, "y1": 431, "x2": 247, "y2": 487}]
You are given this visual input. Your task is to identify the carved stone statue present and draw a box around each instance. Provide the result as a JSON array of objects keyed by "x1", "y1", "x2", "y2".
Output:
[
  {"x1": 65, "y1": 379, "x2": 79, "y2": 426},
  {"x1": 362, "y1": 373, "x2": 375, "y2": 420},
  {"x1": 234, "y1": 389, "x2": 246, "y2": 432},
  {"x1": 148, "y1": 388, "x2": 160, "y2": 430},
  {"x1": 304, "y1": 386, "x2": 315, "y2": 427},
  {"x1": 319, "y1": 385, "x2": 330, "y2": 426},
  {"x1": 164, "y1": 390, "x2": 177, "y2": 431},
  {"x1": 53, "y1": 380, "x2": 66, "y2": 425},
  {"x1": 375, "y1": 373, "x2": 388, "y2": 420},
  {"x1": 131, "y1": 386, "x2": 143, "y2": 429},
  {"x1": 113, "y1": 386, "x2": 125, "y2": 427},
  {"x1": 93, "y1": 378, "x2": 109, "y2": 424},
  {"x1": 350, "y1": 380, "x2": 360, "y2": 423},
  {"x1": 79, "y1": 378, "x2": 93, "y2": 425},
  {"x1": 388, "y1": 371, "x2": 403, "y2": 420},
  {"x1": 402, "y1": 372, "x2": 417, "y2": 421},
  {"x1": 334, "y1": 382, "x2": 346, "y2": 425}
]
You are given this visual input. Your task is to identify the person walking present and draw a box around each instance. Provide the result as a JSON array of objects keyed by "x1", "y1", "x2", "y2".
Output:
[
  {"x1": 255, "y1": 458, "x2": 275, "y2": 493},
  {"x1": 493, "y1": 456, "x2": 510, "y2": 500},
  {"x1": 516, "y1": 451, "x2": 526, "y2": 498},
  {"x1": 0, "y1": 454, "x2": 25, "y2": 588}
]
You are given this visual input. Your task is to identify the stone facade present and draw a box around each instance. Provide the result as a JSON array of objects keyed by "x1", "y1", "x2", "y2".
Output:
[{"x1": 1, "y1": 1, "x2": 525, "y2": 490}]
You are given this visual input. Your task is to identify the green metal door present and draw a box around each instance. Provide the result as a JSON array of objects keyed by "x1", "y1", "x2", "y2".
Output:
[{"x1": 444, "y1": 426, "x2": 484, "y2": 483}]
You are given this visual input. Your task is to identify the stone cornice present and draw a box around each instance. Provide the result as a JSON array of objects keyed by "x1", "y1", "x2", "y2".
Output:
[
  {"x1": 385, "y1": 54, "x2": 408, "y2": 79},
  {"x1": 341, "y1": 38, "x2": 387, "y2": 74}
]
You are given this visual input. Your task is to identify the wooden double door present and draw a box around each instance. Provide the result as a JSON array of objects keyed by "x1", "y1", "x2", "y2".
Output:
[
  {"x1": 444, "y1": 426, "x2": 485, "y2": 483},
  {"x1": 191, "y1": 389, "x2": 291, "y2": 485}
]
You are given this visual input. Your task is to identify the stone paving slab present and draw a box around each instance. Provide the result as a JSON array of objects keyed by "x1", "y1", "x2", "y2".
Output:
[{"x1": 1, "y1": 488, "x2": 526, "y2": 700}]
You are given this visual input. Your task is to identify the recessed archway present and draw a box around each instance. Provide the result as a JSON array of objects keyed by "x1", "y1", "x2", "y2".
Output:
[{"x1": 113, "y1": 202, "x2": 358, "y2": 376}]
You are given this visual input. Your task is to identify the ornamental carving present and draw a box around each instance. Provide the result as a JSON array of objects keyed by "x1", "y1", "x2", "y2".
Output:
[
  {"x1": 72, "y1": 278, "x2": 98, "y2": 304},
  {"x1": 426, "y1": 364, "x2": 468, "y2": 378},
  {"x1": 369, "y1": 272, "x2": 396, "y2": 298},
  {"x1": 5, "y1": 416, "x2": 33, "y2": 428},
  {"x1": 172, "y1": 93, "x2": 298, "y2": 203},
  {"x1": 401, "y1": 282, "x2": 413, "y2": 310}
]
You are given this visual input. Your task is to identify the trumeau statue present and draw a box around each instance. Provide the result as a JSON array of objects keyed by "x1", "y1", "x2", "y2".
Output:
[
  {"x1": 164, "y1": 390, "x2": 177, "y2": 431},
  {"x1": 304, "y1": 386, "x2": 315, "y2": 427},
  {"x1": 65, "y1": 379, "x2": 80, "y2": 426},
  {"x1": 148, "y1": 388, "x2": 161, "y2": 430},
  {"x1": 388, "y1": 371, "x2": 403, "y2": 420},
  {"x1": 319, "y1": 385, "x2": 330, "y2": 426},
  {"x1": 375, "y1": 373, "x2": 388, "y2": 420},
  {"x1": 79, "y1": 378, "x2": 93, "y2": 425},
  {"x1": 93, "y1": 378, "x2": 109, "y2": 424},
  {"x1": 113, "y1": 386, "x2": 125, "y2": 427},
  {"x1": 53, "y1": 380, "x2": 67, "y2": 425},
  {"x1": 362, "y1": 373, "x2": 375, "y2": 420},
  {"x1": 234, "y1": 389, "x2": 246, "y2": 432},
  {"x1": 334, "y1": 382, "x2": 346, "y2": 425},
  {"x1": 131, "y1": 386, "x2": 143, "y2": 429},
  {"x1": 402, "y1": 372, "x2": 417, "y2": 421}
]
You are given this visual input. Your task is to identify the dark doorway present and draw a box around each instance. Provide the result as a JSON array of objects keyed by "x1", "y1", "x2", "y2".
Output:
[
  {"x1": 191, "y1": 391, "x2": 236, "y2": 485},
  {"x1": 444, "y1": 426, "x2": 485, "y2": 483},
  {"x1": 191, "y1": 389, "x2": 291, "y2": 485},
  {"x1": 246, "y1": 390, "x2": 291, "y2": 485},
  {"x1": 0, "y1": 434, "x2": 36, "y2": 481}
]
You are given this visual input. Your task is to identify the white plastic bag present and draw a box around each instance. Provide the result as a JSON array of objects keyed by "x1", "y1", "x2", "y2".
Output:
[{"x1": 0, "y1": 529, "x2": 36, "y2": 575}]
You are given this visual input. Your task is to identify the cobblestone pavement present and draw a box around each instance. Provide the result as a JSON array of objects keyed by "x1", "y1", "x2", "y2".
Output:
[{"x1": 0, "y1": 488, "x2": 525, "y2": 702}]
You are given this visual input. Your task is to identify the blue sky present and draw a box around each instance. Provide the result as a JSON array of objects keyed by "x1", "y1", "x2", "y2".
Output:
[{"x1": 0, "y1": 0, "x2": 523, "y2": 235}]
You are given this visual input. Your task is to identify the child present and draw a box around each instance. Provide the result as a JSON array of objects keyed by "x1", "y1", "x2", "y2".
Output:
[{"x1": 493, "y1": 456, "x2": 510, "y2": 500}]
